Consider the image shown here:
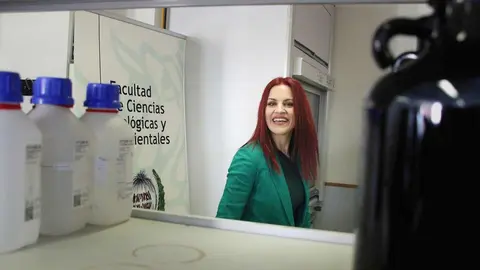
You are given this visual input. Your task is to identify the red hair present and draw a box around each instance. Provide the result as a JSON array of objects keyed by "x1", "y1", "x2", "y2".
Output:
[{"x1": 246, "y1": 77, "x2": 319, "y2": 182}]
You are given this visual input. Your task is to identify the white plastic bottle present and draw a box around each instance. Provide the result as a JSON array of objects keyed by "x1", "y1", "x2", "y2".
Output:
[
  {"x1": 0, "y1": 71, "x2": 42, "y2": 253},
  {"x1": 28, "y1": 77, "x2": 91, "y2": 236},
  {"x1": 80, "y1": 83, "x2": 134, "y2": 226}
]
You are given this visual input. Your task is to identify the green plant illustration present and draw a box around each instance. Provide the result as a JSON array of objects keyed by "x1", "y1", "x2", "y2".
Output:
[
  {"x1": 152, "y1": 169, "x2": 166, "y2": 211},
  {"x1": 133, "y1": 170, "x2": 156, "y2": 210}
]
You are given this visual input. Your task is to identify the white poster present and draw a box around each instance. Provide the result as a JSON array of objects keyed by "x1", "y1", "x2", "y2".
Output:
[{"x1": 71, "y1": 11, "x2": 190, "y2": 215}]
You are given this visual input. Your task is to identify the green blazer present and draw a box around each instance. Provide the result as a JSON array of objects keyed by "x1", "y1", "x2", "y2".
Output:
[{"x1": 216, "y1": 143, "x2": 311, "y2": 228}]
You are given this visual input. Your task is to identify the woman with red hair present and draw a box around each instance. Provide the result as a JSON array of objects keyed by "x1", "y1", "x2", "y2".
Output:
[{"x1": 216, "y1": 77, "x2": 319, "y2": 228}]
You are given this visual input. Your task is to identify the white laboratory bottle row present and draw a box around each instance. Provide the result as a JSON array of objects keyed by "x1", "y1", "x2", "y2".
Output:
[{"x1": 0, "y1": 71, "x2": 135, "y2": 254}]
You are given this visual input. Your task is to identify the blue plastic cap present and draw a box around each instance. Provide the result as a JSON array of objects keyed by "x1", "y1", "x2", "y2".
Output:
[
  {"x1": 31, "y1": 77, "x2": 74, "y2": 106},
  {"x1": 84, "y1": 83, "x2": 121, "y2": 109},
  {"x1": 0, "y1": 71, "x2": 23, "y2": 103}
]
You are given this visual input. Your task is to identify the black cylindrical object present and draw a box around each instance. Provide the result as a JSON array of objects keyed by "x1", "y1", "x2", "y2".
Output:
[{"x1": 354, "y1": 1, "x2": 480, "y2": 269}]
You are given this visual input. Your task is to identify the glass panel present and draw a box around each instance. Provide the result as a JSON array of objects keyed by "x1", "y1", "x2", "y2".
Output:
[
  {"x1": 305, "y1": 90, "x2": 320, "y2": 132},
  {"x1": 301, "y1": 83, "x2": 329, "y2": 193}
]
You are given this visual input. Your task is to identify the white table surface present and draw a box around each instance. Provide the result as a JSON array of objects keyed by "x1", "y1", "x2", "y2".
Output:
[{"x1": 0, "y1": 218, "x2": 354, "y2": 270}]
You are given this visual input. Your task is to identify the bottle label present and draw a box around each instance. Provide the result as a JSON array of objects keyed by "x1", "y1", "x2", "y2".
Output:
[
  {"x1": 73, "y1": 140, "x2": 89, "y2": 208},
  {"x1": 94, "y1": 157, "x2": 109, "y2": 185},
  {"x1": 51, "y1": 163, "x2": 73, "y2": 171},
  {"x1": 117, "y1": 139, "x2": 134, "y2": 200},
  {"x1": 25, "y1": 144, "x2": 42, "y2": 222},
  {"x1": 75, "y1": 140, "x2": 89, "y2": 161}
]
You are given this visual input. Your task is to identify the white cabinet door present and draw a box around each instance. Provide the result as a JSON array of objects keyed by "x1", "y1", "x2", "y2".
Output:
[{"x1": 292, "y1": 4, "x2": 333, "y2": 66}]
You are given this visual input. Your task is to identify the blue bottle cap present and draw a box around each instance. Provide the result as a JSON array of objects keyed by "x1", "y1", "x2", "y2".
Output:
[
  {"x1": 31, "y1": 77, "x2": 74, "y2": 107},
  {"x1": 83, "y1": 83, "x2": 121, "y2": 109},
  {"x1": 0, "y1": 71, "x2": 23, "y2": 103}
]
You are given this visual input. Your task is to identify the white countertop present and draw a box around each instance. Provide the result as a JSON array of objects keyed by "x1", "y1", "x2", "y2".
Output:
[{"x1": 0, "y1": 218, "x2": 354, "y2": 270}]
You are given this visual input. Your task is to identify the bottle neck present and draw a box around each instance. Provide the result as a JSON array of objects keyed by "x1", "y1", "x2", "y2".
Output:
[
  {"x1": 86, "y1": 108, "x2": 118, "y2": 114},
  {"x1": 0, "y1": 103, "x2": 21, "y2": 110}
]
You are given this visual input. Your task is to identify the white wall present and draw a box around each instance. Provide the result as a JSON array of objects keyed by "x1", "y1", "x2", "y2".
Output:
[
  {"x1": 0, "y1": 12, "x2": 72, "y2": 113},
  {"x1": 327, "y1": 5, "x2": 399, "y2": 188},
  {"x1": 169, "y1": 6, "x2": 292, "y2": 217},
  {"x1": 319, "y1": 3, "x2": 432, "y2": 232},
  {"x1": 327, "y1": 3, "x2": 432, "y2": 187}
]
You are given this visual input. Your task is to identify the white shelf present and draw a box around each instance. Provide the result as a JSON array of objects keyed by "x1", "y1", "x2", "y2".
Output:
[
  {"x1": 0, "y1": 0, "x2": 426, "y2": 13},
  {"x1": 0, "y1": 218, "x2": 353, "y2": 270}
]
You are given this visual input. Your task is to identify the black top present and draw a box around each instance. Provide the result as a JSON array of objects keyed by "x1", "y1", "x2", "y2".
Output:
[{"x1": 278, "y1": 151, "x2": 306, "y2": 226}]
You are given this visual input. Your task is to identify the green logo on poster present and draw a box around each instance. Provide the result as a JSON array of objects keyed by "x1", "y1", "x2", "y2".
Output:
[{"x1": 132, "y1": 169, "x2": 166, "y2": 211}]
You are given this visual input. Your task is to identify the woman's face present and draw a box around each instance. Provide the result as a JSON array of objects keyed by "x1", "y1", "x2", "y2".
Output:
[{"x1": 265, "y1": 84, "x2": 295, "y2": 136}]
